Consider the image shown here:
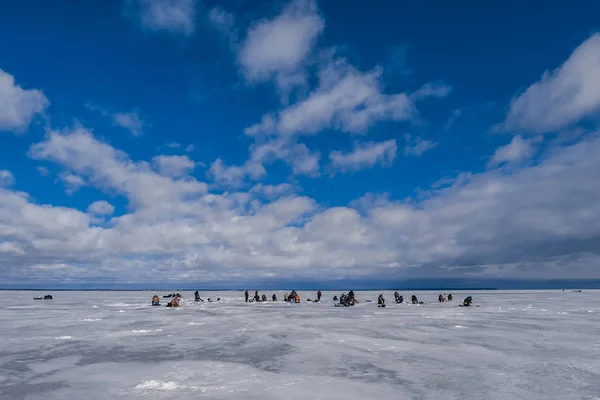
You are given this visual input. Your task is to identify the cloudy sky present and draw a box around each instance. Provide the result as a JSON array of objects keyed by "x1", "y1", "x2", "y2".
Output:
[{"x1": 1, "y1": 0, "x2": 600, "y2": 287}]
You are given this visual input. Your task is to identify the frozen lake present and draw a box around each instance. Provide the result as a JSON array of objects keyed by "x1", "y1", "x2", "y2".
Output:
[{"x1": 1, "y1": 290, "x2": 599, "y2": 400}]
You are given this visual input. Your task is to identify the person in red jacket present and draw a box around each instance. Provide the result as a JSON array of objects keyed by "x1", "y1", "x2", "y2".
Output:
[{"x1": 317, "y1": 290, "x2": 322, "y2": 301}]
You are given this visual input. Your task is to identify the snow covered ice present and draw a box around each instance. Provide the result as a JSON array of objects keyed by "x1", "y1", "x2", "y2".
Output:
[{"x1": 1, "y1": 290, "x2": 599, "y2": 400}]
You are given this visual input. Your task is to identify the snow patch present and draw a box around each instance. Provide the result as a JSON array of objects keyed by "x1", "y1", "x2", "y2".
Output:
[{"x1": 134, "y1": 380, "x2": 180, "y2": 390}]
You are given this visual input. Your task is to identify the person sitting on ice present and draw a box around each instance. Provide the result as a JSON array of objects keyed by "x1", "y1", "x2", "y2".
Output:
[
  {"x1": 152, "y1": 295, "x2": 160, "y2": 306},
  {"x1": 283, "y1": 293, "x2": 289, "y2": 302},
  {"x1": 411, "y1": 295, "x2": 419, "y2": 304},
  {"x1": 394, "y1": 291, "x2": 400, "y2": 301},
  {"x1": 254, "y1": 291, "x2": 261, "y2": 302},
  {"x1": 463, "y1": 296, "x2": 473, "y2": 307},
  {"x1": 378, "y1": 294, "x2": 386, "y2": 307},
  {"x1": 333, "y1": 295, "x2": 338, "y2": 301},
  {"x1": 339, "y1": 294, "x2": 348, "y2": 306},
  {"x1": 195, "y1": 291, "x2": 202, "y2": 301},
  {"x1": 294, "y1": 292, "x2": 300, "y2": 303},
  {"x1": 438, "y1": 294, "x2": 444, "y2": 303},
  {"x1": 396, "y1": 294, "x2": 404, "y2": 304},
  {"x1": 272, "y1": 294, "x2": 277, "y2": 301},
  {"x1": 167, "y1": 296, "x2": 180, "y2": 307},
  {"x1": 448, "y1": 294, "x2": 453, "y2": 301},
  {"x1": 262, "y1": 294, "x2": 267, "y2": 302}
]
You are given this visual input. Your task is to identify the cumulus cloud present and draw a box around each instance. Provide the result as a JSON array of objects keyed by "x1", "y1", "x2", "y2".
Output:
[
  {"x1": 238, "y1": 0, "x2": 324, "y2": 90},
  {"x1": 500, "y1": 33, "x2": 600, "y2": 134},
  {"x1": 37, "y1": 166, "x2": 49, "y2": 176},
  {"x1": 133, "y1": 0, "x2": 196, "y2": 36},
  {"x1": 152, "y1": 155, "x2": 196, "y2": 178},
  {"x1": 1, "y1": 128, "x2": 599, "y2": 283},
  {"x1": 329, "y1": 139, "x2": 397, "y2": 173},
  {"x1": 410, "y1": 81, "x2": 452, "y2": 101},
  {"x1": 487, "y1": 135, "x2": 537, "y2": 168},
  {"x1": 208, "y1": 138, "x2": 320, "y2": 187},
  {"x1": 0, "y1": 170, "x2": 15, "y2": 187},
  {"x1": 248, "y1": 59, "x2": 415, "y2": 137},
  {"x1": 87, "y1": 200, "x2": 115, "y2": 216},
  {"x1": 29, "y1": 127, "x2": 207, "y2": 210},
  {"x1": 207, "y1": 158, "x2": 266, "y2": 188},
  {"x1": 0, "y1": 69, "x2": 49, "y2": 134},
  {"x1": 208, "y1": 6, "x2": 236, "y2": 39},
  {"x1": 404, "y1": 135, "x2": 437, "y2": 156},
  {"x1": 250, "y1": 183, "x2": 295, "y2": 199},
  {"x1": 112, "y1": 111, "x2": 144, "y2": 136},
  {"x1": 85, "y1": 103, "x2": 145, "y2": 136},
  {"x1": 58, "y1": 172, "x2": 86, "y2": 194}
]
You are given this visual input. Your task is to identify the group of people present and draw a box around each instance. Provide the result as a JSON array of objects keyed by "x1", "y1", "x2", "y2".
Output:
[
  {"x1": 152, "y1": 291, "x2": 474, "y2": 307},
  {"x1": 335, "y1": 290, "x2": 358, "y2": 306},
  {"x1": 243, "y1": 289, "x2": 323, "y2": 303},
  {"x1": 151, "y1": 294, "x2": 181, "y2": 307},
  {"x1": 438, "y1": 293, "x2": 454, "y2": 302}
]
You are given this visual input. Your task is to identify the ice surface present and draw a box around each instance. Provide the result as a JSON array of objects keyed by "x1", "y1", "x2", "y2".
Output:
[{"x1": 1, "y1": 290, "x2": 599, "y2": 399}]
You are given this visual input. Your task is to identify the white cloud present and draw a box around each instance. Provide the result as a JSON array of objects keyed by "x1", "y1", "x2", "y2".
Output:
[
  {"x1": 410, "y1": 81, "x2": 452, "y2": 101},
  {"x1": 208, "y1": 6, "x2": 236, "y2": 39},
  {"x1": 85, "y1": 103, "x2": 145, "y2": 136},
  {"x1": 250, "y1": 183, "x2": 295, "y2": 199},
  {"x1": 29, "y1": 127, "x2": 207, "y2": 211},
  {"x1": 207, "y1": 158, "x2": 266, "y2": 188},
  {"x1": 87, "y1": 200, "x2": 115, "y2": 216},
  {"x1": 58, "y1": 172, "x2": 85, "y2": 194},
  {"x1": 152, "y1": 155, "x2": 196, "y2": 178},
  {"x1": 185, "y1": 144, "x2": 195, "y2": 152},
  {"x1": 501, "y1": 34, "x2": 600, "y2": 134},
  {"x1": 238, "y1": 0, "x2": 324, "y2": 89},
  {"x1": 0, "y1": 170, "x2": 15, "y2": 187},
  {"x1": 37, "y1": 166, "x2": 49, "y2": 176},
  {"x1": 208, "y1": 138, "x2": 320, "y2": 187},
  {"x1": 404, "y1": 135, "x2": 437, "y2": 156},
  {"x1": 166, "y1": 142, "x2": 180, "y2": 148},
  {"x1": 113, "y1": 111, "x2": 144, "y2": 136},
  {"x1": 250, "y1": 59, "x2": 414, "y2": 137},
  {"x1": 329, "y1": 139, "x2": 397, "y2": 173},
  {"x1": 0, "y1": 128, "x2": 599, "y2": 283},
  {"x1": 0, "y1": 69, "x2": 49, "y2": 134},
  {"x1": 487, "y1": 135, "x2": 537, "y2": 168},
  {"x1": 134, "y1": 0, "x2": 196, "y2": 36}
]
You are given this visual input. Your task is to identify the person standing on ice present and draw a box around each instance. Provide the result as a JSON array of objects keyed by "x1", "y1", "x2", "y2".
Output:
[
  {"x1": 245, "y1": 290, "x2": 249, "y2": 303},
  {"x1": 317, "y1": 290, "x2": 322, "y2": 301},
  {"x1": 254, "y1": 291, "x2": 260, "y2": 302},
  {"x1": 272, "y1": 294, "x2": 277, "y2": 301}
]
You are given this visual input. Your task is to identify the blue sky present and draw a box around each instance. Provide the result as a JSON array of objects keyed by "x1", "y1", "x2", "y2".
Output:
[{"x1": 1, "y1": 0, "x2": 600, "y2": 287}]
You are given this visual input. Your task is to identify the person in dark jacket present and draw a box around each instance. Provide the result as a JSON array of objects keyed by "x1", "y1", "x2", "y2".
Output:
[
  {"x1": 245, "y1": 290, "x2": 249, "y2": 303},
  {"x1": 378, "y1": 294, "x2": 386, "y2": 307},
  {"x1": 448, "y1": 294, "x2": 453, "y2": 301},
  {"x1": 463, "y1": 296, "x2": 473, "y2": 307},
  {"x1": 317, "y1": 290, "x2": 322, "y2": 301},
  {"x1": 254, "y1": 291, "x2": 260, "y2": 302},
  {"x1": 411, "y1": 295, "x2": 418, "y2": 304},
  {"x1": 272, "y1": 294, "x2": 277, "y2": 301},
  {"x1": 262, "y1": 294, "x2": 267, "y2": 302}
]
